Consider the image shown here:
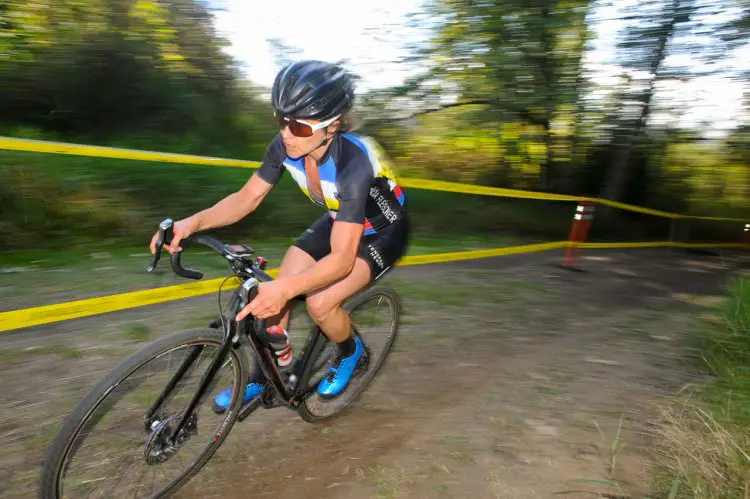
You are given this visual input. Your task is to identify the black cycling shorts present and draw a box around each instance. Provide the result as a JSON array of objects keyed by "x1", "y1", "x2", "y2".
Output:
[{"x1": 293, "y1": 213, "x2": 410, "y2": 281}]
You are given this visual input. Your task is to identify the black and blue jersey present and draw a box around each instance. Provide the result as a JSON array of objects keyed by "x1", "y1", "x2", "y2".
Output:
[{"x1": 257, "y1": 132, "x2": 406, "y2": 236}]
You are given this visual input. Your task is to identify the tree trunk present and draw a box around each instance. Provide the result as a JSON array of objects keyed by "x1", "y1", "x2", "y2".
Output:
[
  {"x1": 538, "y1": 0, "x2": 555, "y2": 192},
  {"x1": 599, "y1": 0, "x2": 683, "y2": 219},
  {"x1": 567, "y1": 10, "x2": 594, "y2": 194}
]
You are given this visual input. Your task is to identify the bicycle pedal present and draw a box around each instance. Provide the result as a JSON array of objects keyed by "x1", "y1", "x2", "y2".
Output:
[
  {"x1": 259, "y1": 386, "x2": 281, "y2": 409},
  {"x1": 353, "y1": 346, "x2": 371, "y2": 377}
]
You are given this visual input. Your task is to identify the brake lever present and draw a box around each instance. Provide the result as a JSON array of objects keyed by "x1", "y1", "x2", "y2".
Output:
[{"x1": 147, "y1": 218, "x2": 174, "y2": 272}]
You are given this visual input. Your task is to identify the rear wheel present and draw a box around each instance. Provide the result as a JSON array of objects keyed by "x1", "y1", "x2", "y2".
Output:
[
  {"x1": 40, "y1": 328, "x2": 247, "y2": 498},
  {"x1": 297, "y1": 287, "x2": 400, "y2": 423}
]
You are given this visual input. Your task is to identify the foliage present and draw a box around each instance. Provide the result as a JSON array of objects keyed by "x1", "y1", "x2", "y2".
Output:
[
  {"x1": 0, "y1": 0, "x2": 275, "y2": 155},
  {"x1": 361, "y1": 0, "x2": 749, "y2": 218},
  {"x1": 650, "y1": 277, "x2": 750, "y2": 497},
  {"x1": 0, "y1": 0, "x2": 748, "y2": 251}
]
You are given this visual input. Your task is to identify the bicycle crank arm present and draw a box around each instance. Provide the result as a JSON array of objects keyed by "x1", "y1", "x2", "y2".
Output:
[{"x1": 236, "y1": 398, "x2": 262, "y2": 422}]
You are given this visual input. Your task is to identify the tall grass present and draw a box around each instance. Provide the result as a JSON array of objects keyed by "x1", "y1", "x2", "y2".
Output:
[
  {"x1": 649, "y1": 277, "x2": 750, "y2": 498},
  {"x1": 0, "y1": 150, "x2": 579, "y2": 254},
  {"x1": 0, "y1": 146, "x2": 701, "y2": 255}
]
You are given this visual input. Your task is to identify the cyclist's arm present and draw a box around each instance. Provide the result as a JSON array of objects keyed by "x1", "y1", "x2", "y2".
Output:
[
  {"x1": 284, "y1": 163, "x2": 371, "y2": 297},
  {"x1": 189, "y1": 173, "x2": 274, "y2": 231},
  {"x1": 285, "y1": 221, "x2": 364, "y2": 297},
  {"x1": 188, "y1": 135, "x2": 286, "y2": 232}
]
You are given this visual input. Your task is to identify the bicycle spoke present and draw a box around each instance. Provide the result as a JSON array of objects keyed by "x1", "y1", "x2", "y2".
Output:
[
  {"x1": 300, "y1": 288, "x2": 399, "y2": 422},
  {"x1": 51, "y1": 335, "x2": 244, "y2": 499},
  {"x1": 130, "y1": 462, "x2": 151, "y2": 499}
]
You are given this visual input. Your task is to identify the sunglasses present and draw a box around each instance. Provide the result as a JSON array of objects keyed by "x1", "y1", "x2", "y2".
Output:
[{"x1": 276, "y1": 114, "x2": 340, "y2": 138}]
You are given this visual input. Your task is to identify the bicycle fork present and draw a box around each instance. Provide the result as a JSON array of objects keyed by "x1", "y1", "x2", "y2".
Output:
[
  {"x1": 142, "y1": 276, "x2": 288, "y2": 445},
  {"x1": 142, "y1": 292, "x2": 250, "y2": 446}
]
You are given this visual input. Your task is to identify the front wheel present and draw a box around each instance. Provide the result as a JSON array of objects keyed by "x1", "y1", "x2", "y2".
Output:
[
  {"x1": 40, "y1": 327, "x2": 247, "y2": 499},
  {"x1": 297, "y1": 286, "x2": 400, "y2": 423}
]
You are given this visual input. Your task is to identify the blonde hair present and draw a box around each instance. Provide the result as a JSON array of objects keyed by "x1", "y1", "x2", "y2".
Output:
[{"x1": 338, "y1": 110, "x2": 361, "y2": 133}]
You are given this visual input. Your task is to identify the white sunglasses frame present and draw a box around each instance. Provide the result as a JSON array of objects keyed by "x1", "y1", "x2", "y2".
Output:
[{"x1": 279, "y1": 114, "x2": 341, "y2": 133}]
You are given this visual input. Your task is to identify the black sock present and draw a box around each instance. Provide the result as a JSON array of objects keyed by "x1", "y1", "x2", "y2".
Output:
[{"x1": 336, "y1": 336, "x2": 356, "y2": 358}]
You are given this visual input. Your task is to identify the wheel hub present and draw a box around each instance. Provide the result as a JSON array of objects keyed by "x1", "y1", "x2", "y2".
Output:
[{"x1": 144, "y1": 413, "x2": 198, "y2": 465}]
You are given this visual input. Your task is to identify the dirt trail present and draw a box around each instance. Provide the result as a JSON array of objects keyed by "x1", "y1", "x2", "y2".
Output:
[{"x1": 0, "y1": 249, "x2": 743, "y2": 498}]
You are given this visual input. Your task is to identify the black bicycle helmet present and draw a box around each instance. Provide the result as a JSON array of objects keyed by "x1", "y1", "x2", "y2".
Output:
[{"x1": 271, "y1": 60, "x2": 355, "y2": 120}]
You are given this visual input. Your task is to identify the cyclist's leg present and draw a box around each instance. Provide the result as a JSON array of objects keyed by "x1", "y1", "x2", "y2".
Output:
[
  {"x1": 265, "y1": 245, "x2": 316, "y2": 331},
  {"x1": 241, "y1": 245, "x2": 314, "y2": 385},
  {"x1": 213, "y1": 216, "x2": 328, "y2": 412},
  {"x1": 306, "y1": 257, "x2": 372, "y2": 397},
  {"x1": 306, "y1": 258, "x2": 372, "y2": 340},
  {"x1": 309, "y1": 216, "x2": 410, "y2": 397},
  {"x1": 249, "y1": 215, "x2": 332, "y2": 373}
]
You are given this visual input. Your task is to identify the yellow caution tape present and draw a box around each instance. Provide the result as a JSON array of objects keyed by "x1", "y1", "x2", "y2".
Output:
[
  {"x1": 0, "y1": 278, "x2": 234, "y2": 333},
  {"x1": 592, "y1": 199, "x2": 680, "y2": 219},
  {"x1": 0, "y1": 243, "x2": 566, "y2": 332},
  {"x1": 0, "y1": 136, "x2": 261, "y2": 169},
  {"x1": 576, "y1": 241, "x2": 749, "y2": 249},
  {"x1": 674, "y1": 242, "x2": 750, "y2": 249},
  {"x1": 575, "y1": 241, "x2": 672, "y2": 249},
  {"x1": 3, "y1": 136, "x2": 748, "y2": 221},
  {"x1": 683, "y1": 215, "x2": 749, "y2": 223},
  {"x1": 3, "y1": 134, "x2": 749, "y2": 231},
  {"x1": 0, "y1": 268, "x2": 279, "y2": 333},
  {"x1": 398, "y1": 177, "x2": 584, "y2": 202},
  {"x1": 397, "y1": 241, "x2": 569, "y2": 265},
  {"x1": 6, "y1": 239, "x2": 745, "y2": 333}
]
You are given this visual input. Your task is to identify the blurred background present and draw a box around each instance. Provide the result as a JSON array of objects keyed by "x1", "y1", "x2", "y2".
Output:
[
  {"x1": 0, "y1": 0, "x2": 748, "y2": 255},
  {"x1": 1, "y1": 5, "x2": 749, "y2": 498}
]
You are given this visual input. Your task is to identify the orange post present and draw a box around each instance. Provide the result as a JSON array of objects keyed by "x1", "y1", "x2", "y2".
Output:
[{"x1": 561, "y1": 201, "x2": 596, "y2": 270}]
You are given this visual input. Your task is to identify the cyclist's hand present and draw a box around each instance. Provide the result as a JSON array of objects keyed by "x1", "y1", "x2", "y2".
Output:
[
  {"x1": 236, "y1": 280, "x2": 292, "y2": 321},
  {"x1": 149, "y1": 218, "x2": 199, "y2": 255}
]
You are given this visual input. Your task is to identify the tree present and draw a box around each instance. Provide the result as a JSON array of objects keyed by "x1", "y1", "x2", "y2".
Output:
[
  {"x1": 0, "y1": 0, "x2": 260, "y2": 147},
  {"x1": 365, "y1": 0, "x2": 594, "y2": 191}
]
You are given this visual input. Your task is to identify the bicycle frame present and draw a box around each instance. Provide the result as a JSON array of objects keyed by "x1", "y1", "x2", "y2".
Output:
[{"x1": 145, "y1": 263, "x2": 332, "y2": 445}]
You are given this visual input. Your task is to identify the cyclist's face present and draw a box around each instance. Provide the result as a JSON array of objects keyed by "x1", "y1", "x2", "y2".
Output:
[{"x1": 281, "y1": 118, "x2": 338, "y2": 158}]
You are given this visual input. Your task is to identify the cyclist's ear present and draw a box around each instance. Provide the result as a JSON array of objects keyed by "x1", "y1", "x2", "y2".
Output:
[{"x1": 326, "y1": 120, "x2": 341, "y2": 138}]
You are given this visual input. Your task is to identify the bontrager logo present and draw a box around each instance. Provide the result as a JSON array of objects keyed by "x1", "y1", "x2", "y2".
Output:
[
  {"x1": 369, "y1": 187, "x2": 398, "y2": 223},
  {"x1": 368, "y1": 244, "x2": 384, "y2": 269}
]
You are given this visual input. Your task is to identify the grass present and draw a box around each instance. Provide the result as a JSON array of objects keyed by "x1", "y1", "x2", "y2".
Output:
[
  {"x1": 0, "y1": 344, "x2": 85, "y2": 365},
  {"x1": 563, "y1": 415, "x2": 627, "y2": 496},
  {"x1": 0, "y1": 232, "x2": 523, "y2": 316},
  {"x1": 594, "y1": 414, "x2": 626, "y2": 481},
  {"x1": 391, "y1": 272, "x2": 543, "y2": 312},
  {"x1": 368, "y1": 462, "x2": 414, "y2": 499},
  {"x1": 123, "y1": 321, "x2": 151, "y2": 341},
  {"x1": 0, "y1": 149, "x2": 572, "y2": 255},
  {"x1": 648, "y1": 276, "x2": 750, "y2": 498}
]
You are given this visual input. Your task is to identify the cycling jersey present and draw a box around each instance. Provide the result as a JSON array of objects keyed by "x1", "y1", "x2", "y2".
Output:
[{"x1": 257, "y1": 132, "x2": 406, "y2": 236}]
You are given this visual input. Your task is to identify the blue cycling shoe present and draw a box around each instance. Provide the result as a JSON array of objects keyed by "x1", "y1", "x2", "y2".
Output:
[
  {"x1": 317, "y1": 336, "x2": 366, "y2": 399},
  {"x1": 212, "y1": 381, "x2": 264, "y2": 414}
]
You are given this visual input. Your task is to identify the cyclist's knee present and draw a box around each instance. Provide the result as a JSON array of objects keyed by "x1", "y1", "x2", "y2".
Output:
[
  {"x1": 278, "y1": 245, "x2": 316, "y2": 278},
  {"x1": 306, "y1": 294, "x2": 339, "y2": 324}
]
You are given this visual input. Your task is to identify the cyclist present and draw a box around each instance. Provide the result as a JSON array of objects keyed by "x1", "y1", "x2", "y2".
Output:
[{"x1": 149, "y1": 60, "x2": 410, "y2": 411}]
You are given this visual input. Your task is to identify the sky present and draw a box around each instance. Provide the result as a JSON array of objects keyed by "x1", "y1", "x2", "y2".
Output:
[
  {"x1": 211, "y1": 0, "x2": 430, "y2": 93},
  {"x1": 210, "y1": 0, "x2": 748, "y2": 135}
]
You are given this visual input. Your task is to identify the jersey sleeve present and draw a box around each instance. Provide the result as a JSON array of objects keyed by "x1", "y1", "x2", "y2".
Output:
[
  {"x1": 256, "y1": 134, "x2": 286, "y2": 185},
  {"x1": 335, "y1": 156, "x2": 374, "y2": 224}
]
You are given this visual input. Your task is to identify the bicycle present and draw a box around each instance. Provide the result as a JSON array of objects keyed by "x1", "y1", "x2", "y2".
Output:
[{"x1": 40, "y1": 218, "x2": 401, "y2": 498}]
